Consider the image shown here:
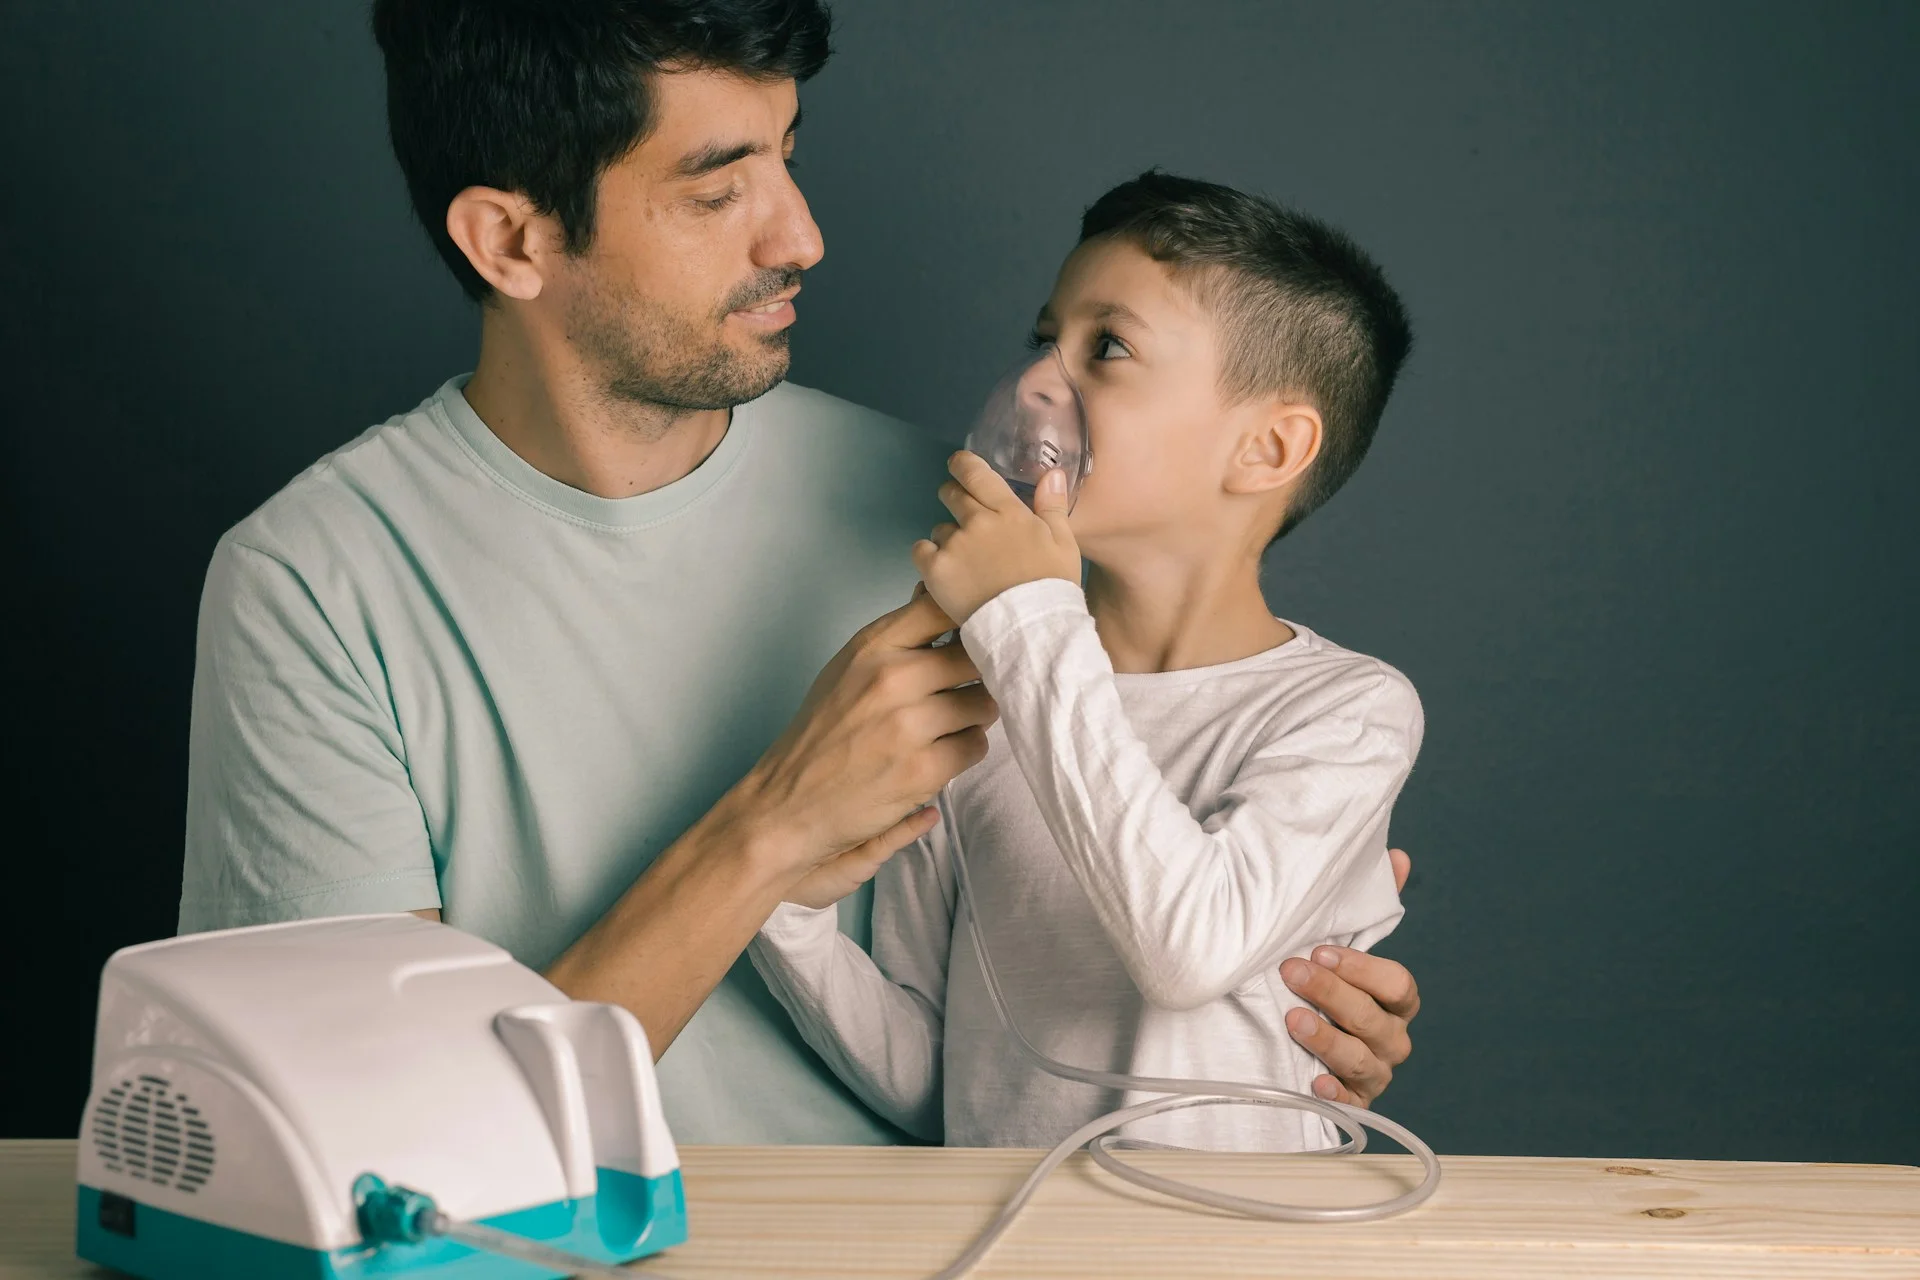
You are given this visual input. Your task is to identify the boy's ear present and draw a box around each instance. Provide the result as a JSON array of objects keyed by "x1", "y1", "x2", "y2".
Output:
[{"x1": 1223, "y1": 402, "x2": 1322, "y2": 496}]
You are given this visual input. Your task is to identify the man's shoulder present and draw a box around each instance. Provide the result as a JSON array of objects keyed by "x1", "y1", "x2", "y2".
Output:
[{"x1": 221, "y1": 389, "x2": 452, "y2": 568}]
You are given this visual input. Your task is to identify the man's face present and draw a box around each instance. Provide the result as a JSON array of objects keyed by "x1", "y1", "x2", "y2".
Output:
[
  {"x1": 551, "y1": 68, "x2": 823, "y2": 413},
  {"x1": 1030, "y1": 236, "x2": 1240, "y2": 558}
]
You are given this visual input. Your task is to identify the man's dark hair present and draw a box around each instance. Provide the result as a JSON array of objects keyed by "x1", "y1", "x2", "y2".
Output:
[
  {"x1": 371, "y1": 0, "x2": 833, "y2": 302},
  {"x1": 1078, "y1": 171, "x2": 1413, "y2": 543}
]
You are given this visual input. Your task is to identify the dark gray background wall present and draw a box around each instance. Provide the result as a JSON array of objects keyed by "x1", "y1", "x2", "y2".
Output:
[{"x1": 3, "y1": 1, "x2": 1915, "y2": 1160}]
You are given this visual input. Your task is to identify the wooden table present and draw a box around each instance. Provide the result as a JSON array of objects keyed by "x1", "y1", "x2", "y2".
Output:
[{"x1": 5, "y1": 1140, "x2": 1916, "y2": 1278}]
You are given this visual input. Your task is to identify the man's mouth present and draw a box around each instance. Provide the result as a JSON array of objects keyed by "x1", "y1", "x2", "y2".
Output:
[
  {"x1": 733, "y1": 286, "x2": 800, "y2": 315},
  {"x1": 729, "y1": 285, "x2": 801, "y2": 330}
]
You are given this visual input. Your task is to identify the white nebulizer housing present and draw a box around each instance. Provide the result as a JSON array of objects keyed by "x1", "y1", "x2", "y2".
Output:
[{"x1": 75, "y1": 913, "x2": 686, "y2": 1280}]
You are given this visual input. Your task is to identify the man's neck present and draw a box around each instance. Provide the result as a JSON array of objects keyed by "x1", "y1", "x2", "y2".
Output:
[
  {"x1": 462, "y1": 308, "x2": 730, "y2": 501},
  {"x1": 1083, "y1": 543, "x2": 1293, "y2": 675}
]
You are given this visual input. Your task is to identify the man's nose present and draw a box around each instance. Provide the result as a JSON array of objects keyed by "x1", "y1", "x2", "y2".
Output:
[{"x1": 758, "y1": 169, "x2": 824, "y2": 272}]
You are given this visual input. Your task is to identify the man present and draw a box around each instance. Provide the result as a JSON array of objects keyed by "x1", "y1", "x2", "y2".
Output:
[{"x1": 180, "y1": 0, "x2": 1421, "y2": 1144}]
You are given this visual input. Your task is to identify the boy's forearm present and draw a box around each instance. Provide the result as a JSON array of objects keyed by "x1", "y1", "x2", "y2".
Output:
[
  {"x1": 961, "y1": 581, "x2": 1311, "y2": 1004},
  {"x1": 543, "y1": 798, "x2": 794, "y2": 1058},
  {"x1": 750, "y1": 903, "x2": 946, "y2": 1140}
]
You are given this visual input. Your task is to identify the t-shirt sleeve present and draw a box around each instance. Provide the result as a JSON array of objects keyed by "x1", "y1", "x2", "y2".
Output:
[{"x1": 178, "y1": 537, "x2": 440, "y2": 932}]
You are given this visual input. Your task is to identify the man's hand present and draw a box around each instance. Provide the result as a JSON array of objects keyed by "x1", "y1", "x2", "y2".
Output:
[
  {"x1": 727, "y1": 590, "x2": 997, "y2": 890},
  {"x1": 1280, "y1": 848, "x2": 1421, "y2": 1107},
  {"x1": 912, "y1": 452, "x2": 1080, "y2": 626},
  {"x1": 548, "y1": 589, "x2": 995, "y2": 1058},
  {"x1": 781, "y1": 814, "x2": 933, "y2": 909}
]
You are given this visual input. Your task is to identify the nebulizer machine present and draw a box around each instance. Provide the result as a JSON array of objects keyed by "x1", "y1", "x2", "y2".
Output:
[{"x1": 74, "y1": 347, "x2": 1436, "y2": 1280}]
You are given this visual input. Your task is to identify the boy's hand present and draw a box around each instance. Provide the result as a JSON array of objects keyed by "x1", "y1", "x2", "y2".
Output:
[{"x1": 912, "y1": 451, "x2": 1080, "y2": 625}]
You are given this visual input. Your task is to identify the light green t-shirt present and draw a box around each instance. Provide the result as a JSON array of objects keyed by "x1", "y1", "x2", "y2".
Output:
[{"x1": 179, "y1": 375, "x2": 949, "y2": 1144}]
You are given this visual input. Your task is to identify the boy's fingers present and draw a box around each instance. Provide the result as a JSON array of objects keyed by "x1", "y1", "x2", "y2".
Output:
[
  {"x1": 950, "y1": 451, "x2": 1017, "y2": 511},
  {"x1": 938, "y1": 479, "x2": 991, "y2": 524},
  {"x1": 1032, "y1": 468, "x2": 1073, "y2": 532},
  {"x1": 1389, "y1": 847, "x2": 1411, "y2": 893}
]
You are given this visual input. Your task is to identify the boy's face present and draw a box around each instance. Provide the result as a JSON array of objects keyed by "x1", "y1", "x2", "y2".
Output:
[{"x1": 1031, "y1": 236, "x2": 1262, "y2": 558}]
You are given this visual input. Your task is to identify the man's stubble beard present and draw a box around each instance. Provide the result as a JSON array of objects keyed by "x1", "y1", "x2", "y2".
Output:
[{"x1": 567, "y1": 266, "x2": 799, "y2": 418}]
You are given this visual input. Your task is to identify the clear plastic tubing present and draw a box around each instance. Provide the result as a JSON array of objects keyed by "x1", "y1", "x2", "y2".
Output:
[
  {"x1": 365, "y1": 776, "x2": 1441, "y2": 1280},
  {"x1": 921, "y1": 782, "x2": 1443, "y2": 1280}
]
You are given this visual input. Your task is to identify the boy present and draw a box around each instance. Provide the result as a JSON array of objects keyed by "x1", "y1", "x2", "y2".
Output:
[{"x1": 750, "y1": 171, "x2": 1420, "y2": 1152}]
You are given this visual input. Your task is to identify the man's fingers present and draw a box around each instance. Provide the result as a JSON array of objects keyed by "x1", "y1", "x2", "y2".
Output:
[
  {"x1": 922, "y1": 683, "x2": 998, "y2": 738},
  {"x1": 845, "y1": 806, "x2": 938, "y2": 868},
  {"x1": 1280, "y1": 956, "x2": 1413, "y2": 1066},
  {"x1": 888, "y1": 640, "x2": 982, "y2": 699},
  {"x1": 1309, "y1": 1075, "x2": 1359, "y2": 1106},
  {"x1": 1285, "y1": 1008, "x2": 1391, "y2": 1106},
  {"x1": 871, "y1": 590, "x2": 962, "y2": 649},
  {"x1": 1311, "y1": 945, "x2": 1421, "y2": 1022},
  {"x1": 1389, "y1": 847, "x2": 1411, "y2": 893},
  {"x1": 926, "y1": 724, "x2": 991, "y2": 785}
]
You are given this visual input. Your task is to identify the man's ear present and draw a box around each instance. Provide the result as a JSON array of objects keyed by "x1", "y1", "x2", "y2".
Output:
[
  {"x1": 445, "y1": 186, "x2": 552, "y2": 301},
  {"x1": 1224, "y1": 402, "x2": 1322, "y2": 497}
]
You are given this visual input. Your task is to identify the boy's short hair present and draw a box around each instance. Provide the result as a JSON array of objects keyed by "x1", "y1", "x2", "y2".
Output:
[
  {"x1": 371, "y1": 0, "x2": 834, "y2": 303},
  {"x1": 1078, "y1": 171, "x2": 1413, "y2": 543}
]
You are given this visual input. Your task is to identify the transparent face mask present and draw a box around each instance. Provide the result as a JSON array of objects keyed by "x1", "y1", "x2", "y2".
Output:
[{"x1": 963, "y1": 343, "x2": 1092, "y2": 510}]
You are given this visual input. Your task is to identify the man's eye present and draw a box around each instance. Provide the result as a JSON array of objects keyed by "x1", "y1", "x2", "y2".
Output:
[
  {"x1": 694, "y1": 187, "x2": 741, "y2": 211},
  {"x1": 1092, "y1": 333, "x2": 1130, "y2": 360}
]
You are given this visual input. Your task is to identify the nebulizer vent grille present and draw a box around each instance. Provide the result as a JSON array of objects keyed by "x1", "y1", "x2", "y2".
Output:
[{"x1": 91, "y1": 1075, "x2": 215, "y2": 1194}]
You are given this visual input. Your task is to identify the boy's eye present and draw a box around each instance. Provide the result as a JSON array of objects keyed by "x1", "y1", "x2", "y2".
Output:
[
  {"x1": 1092, "y1": 333, "x2": 1131, "y2": 360},
  {"x1": 1025, "y1": 332, "x2": 1057, "y2": 351}
]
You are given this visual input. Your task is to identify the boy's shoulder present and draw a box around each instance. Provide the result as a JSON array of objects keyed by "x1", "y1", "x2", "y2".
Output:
[{"x1": 1273, "y1": 621, "x2": 1424, "y2": 745}]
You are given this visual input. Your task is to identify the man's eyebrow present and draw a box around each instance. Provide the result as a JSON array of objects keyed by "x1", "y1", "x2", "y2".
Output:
[
  {"x1": 671, "y1": 105, "x2": 804, "y2": 180},
  {"x1": 673, "y1": 139, "x2": 761, "y2": 179}
]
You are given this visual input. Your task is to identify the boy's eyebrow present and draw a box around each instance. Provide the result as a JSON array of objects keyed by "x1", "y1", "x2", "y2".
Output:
[
  {"x1": 672, "y1": 104, "x2": 804, "y2": 179},
  {"x1": 1033, "y1": 299, "x2": 1150, "y2": 330},
  {"x1": 1090, "y1": 301, "x2": 1148, "y2": 329}
]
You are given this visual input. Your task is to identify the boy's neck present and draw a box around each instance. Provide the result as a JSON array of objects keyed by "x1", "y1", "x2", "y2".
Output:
[{"x1": 1084, "y1": 554, "x2": 1294, "y2": 675}]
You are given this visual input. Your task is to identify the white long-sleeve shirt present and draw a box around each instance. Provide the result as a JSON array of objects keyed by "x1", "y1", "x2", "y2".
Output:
[{"x1": 749, "y1": 578, "x2": 1421, "y2": 1151}]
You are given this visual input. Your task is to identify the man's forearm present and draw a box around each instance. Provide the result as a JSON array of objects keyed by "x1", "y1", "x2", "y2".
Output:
[{"x1": 543, "y1": 796, "x2": 794, "y2": 1058}]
